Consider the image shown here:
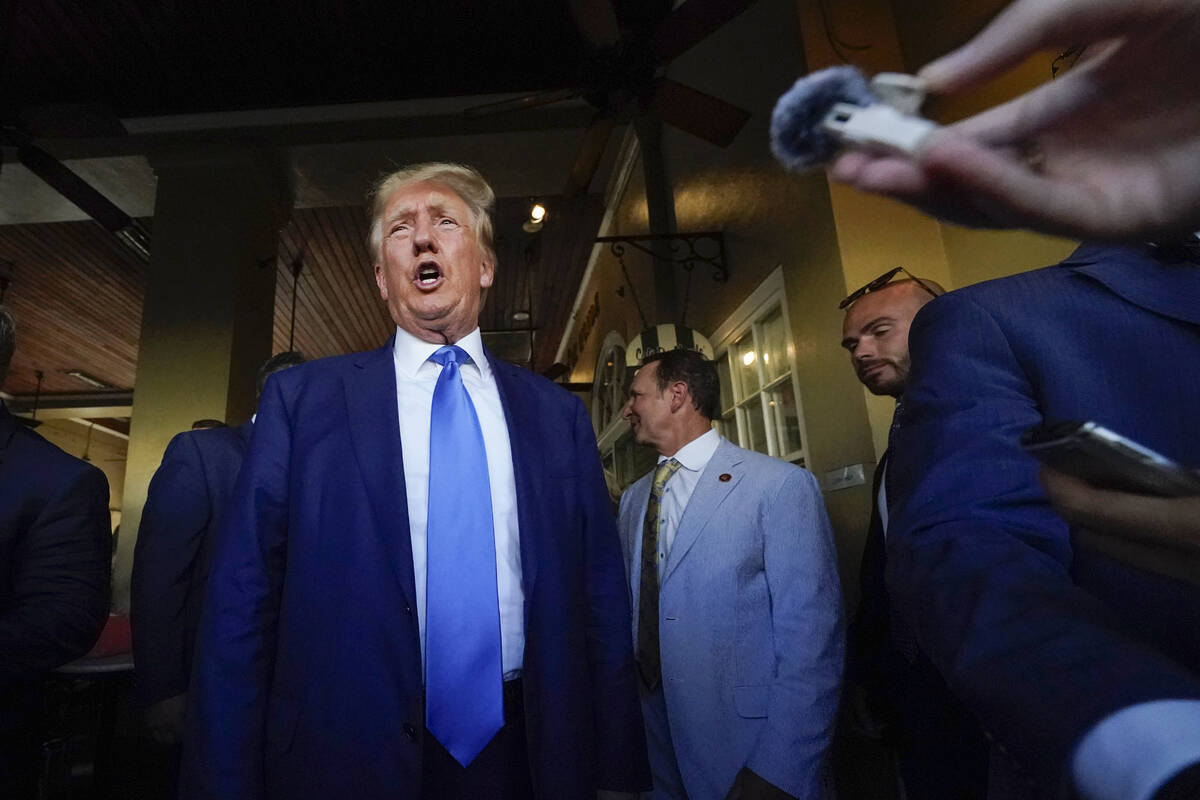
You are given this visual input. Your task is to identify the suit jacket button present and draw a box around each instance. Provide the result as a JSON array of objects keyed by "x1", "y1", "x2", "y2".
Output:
[
  {"x1": 403, "y1": 723, "x2": 417, "y2": 741},
  {"x1": 405, "y1": 604, "x2": 413, "y2": 615}
]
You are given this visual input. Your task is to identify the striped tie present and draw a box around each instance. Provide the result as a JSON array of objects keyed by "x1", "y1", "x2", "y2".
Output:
[{"x1": 637, "y1": 458, "x2": 682, "y2": 689}]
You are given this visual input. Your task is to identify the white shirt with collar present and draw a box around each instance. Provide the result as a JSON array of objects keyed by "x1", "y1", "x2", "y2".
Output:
[
  {"x1": 652, "y1": 427, "x2": 721, "y2": 578},
  {"x1": 390, "y1": 325, "x2": 524, "y2": 678}
]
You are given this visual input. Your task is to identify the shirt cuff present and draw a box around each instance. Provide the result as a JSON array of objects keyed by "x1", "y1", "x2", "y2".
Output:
[{"x1": 1073, "y1": 700, "x2": 1200, "y2": 800}]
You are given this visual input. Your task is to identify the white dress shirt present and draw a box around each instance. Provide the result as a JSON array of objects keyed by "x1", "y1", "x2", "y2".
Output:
[
  {"x1": 391, "y1": 325, "x2": 524, "y2": 678},
  {"x1": 652, "y1": 428, "x2": 721, "y2": 578},
  {"x1": 1074, "y1": 700, "x2": 1200, "y2": 800}
]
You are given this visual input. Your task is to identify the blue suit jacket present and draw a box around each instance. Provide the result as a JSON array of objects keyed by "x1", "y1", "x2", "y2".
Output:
[
  {"x1": 182, "y1": 340, "x2": 649, "y2": 799},
  {"x1": 619, "y1": 438, "x2": 843, "y2": 799},
  {"x1": 888, "y1": 243, "x2": 1200, "y2": 792},
  {"x1": 131, "y1": 421, "x2": 252, "y2": 706},
  {"x1": 0, "y1": 403, "x2": 110, "y2": 723}
]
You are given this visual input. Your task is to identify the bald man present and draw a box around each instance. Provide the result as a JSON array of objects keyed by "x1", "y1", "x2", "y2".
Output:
[{"x1": 840, "y1": 273, "x2": 992, "y2": 799}]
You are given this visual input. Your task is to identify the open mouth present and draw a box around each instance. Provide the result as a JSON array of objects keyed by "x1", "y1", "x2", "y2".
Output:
[{"x1": 415, "y1": 261, "x2": 443, "y2": 289}]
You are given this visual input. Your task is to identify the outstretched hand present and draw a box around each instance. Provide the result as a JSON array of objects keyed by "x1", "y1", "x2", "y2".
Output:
[
  {"x1": 1040, "y1": 467, "x2": 1200, "y2": 585},
  {"x1": 830, "y1": 0, "x2": 1200, "y2": 240}
]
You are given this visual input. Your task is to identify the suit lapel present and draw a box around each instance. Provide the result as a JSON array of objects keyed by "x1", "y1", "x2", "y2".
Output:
[
  {"x1": 343, "y1": 338, "x2": 417, "y2": 611},
  {"x1": 625, "y1": 477, "x2": 653, "y2": 606},
  {"x1": 662, "y1": 438, "x2": 744, "y2": 585},
  {"x1": 1065, "y1": 242, "x2": 1200, "y2": 327},
  {"x1": 488, "y1": 352, "x2": 538, "y2": 599}
]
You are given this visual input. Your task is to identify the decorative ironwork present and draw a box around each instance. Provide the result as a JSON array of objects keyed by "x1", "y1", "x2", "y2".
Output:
[{"x1": 594, "y1": 232, "x2": 728, "y2": 283}]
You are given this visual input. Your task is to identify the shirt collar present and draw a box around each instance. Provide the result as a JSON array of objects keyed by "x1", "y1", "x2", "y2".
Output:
[
  {"x1": 392, "y1": 325, "x2": 490, "y2": 379},
  {"x1": 659, "y1": 427, "x2": 720, "y2": 472}
]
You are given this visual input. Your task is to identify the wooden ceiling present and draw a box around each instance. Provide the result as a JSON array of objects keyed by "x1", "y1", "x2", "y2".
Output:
[
  {"x1": 1, "y1": 193, "x2": 603, "y2": 403},
  {"x1": 1, "y1": 1, "x2": 645, "y2": 410},
  {"x1": 0, "y1": 219, "x2": 145, "y2": 396},
  {"x1": 273, "y1": 194, "x2": 605, "y2": 370}
]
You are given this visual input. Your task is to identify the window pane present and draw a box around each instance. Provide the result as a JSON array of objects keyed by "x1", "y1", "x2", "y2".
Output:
[
  {"x1": 717, "y1": 353, "x2": 734, "y2": 411},
  {"x1": 759, "y1": 308, "x2": 788, "y2": 383},
  {"x1": 767, "y1": 380, "x2": 803, "y2": 456},
  {"x1": 741, "y1": 402, "x2": 768, "y2": 454},
  {"x1": 733, "y1": 333, "x2": 761, "y2": 397},
  {"x1": 716, "y1": 411, "x2": 737, "y2": 443}
]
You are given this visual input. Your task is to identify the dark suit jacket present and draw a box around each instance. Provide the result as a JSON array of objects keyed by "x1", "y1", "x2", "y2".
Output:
[
  {"x1": 131, "y1": 421, "x2": 252, "y2": 706},
  {"x1": 849, "y1": 449, "x2": 989, "y2": 800},
  {"x1": 182, "y1": 340, "x2": 649, "y2": 800},
  {"x1": 0, "y1": 402, "x2": 111, "y2": 724},
  {"x1": 888, "y1": 243, "x2": 1200, "y2": 793}
]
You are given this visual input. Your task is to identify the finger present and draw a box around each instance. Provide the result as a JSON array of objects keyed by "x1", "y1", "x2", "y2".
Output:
[
  {"x1": 947, "y1": 61, "x2": 1106, "y2": 145},
  {"x1": 917, "y1": 132, "x2": 1120, "y2": 237},
  {"x1": 1041, "y1": 468, "x2": 1192, "y2": 547},
  {"x1": 919, "y1": 0, "x2": 1145, "y2": 93},
  {"x1": 830, "y1": 146, "x2": 1016, "y2": 230},
  {"x1": 830, "y1": 152, "x2": 929, "y2": 196},
  {"x1": 828, "y1": 150, "x2": 873, "y2": 183}
]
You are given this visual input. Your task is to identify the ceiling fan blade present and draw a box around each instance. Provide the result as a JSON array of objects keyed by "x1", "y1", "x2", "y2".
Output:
[
  {"x1": 649, "y1": 0, "x2": 759, "y2": 63},
  {"x1": 17, "y1": 143, "x2": 133, "y2": 232},
  {"x1": 463, "y1": 87, "x2": 581, "y2": 118},
  {"x1": 647, "y1": 79, "x2": 750, "y2": 148},
  {"x1": 567, "y1": 0, "x2": 621, "y2": 49},
  {"x1": 564, "y1": 113, "x2": 616, "y2": 197}
]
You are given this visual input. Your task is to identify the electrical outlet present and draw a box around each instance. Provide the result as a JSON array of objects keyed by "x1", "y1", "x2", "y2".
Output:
[{"x1": 825, "y1": 463, "x2": 866, "y2": 491}]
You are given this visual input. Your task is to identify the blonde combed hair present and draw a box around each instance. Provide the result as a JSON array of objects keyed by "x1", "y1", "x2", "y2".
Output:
[{"x1": 366, "y1": 162, "x2": 496, "y2": 267}]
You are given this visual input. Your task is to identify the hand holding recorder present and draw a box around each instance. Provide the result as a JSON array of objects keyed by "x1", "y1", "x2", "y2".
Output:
[
  {"x1": 1023, "y1": 420, "x2": 1200, "y2": 583},
  {"x1": 827, "y1": 0, "x2": 1200, "y2": 240}
]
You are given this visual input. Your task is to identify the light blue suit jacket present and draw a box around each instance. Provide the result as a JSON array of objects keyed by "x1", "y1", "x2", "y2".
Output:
[{"x1": 618, "y1": 437, "x2": 844, "y2": 799}]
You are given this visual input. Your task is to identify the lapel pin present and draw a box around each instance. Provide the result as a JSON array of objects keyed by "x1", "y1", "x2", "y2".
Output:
[{"x1": 719, "y1": 473, "x2": 732, "y2": 482}]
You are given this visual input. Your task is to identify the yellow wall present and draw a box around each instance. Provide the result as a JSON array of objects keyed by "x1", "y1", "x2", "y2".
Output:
[{"x1": 562, "y1": 0, "x2": 1089, "y2": 604}]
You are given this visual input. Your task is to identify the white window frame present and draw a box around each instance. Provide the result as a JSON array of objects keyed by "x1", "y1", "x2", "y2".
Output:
[
  {"x1": 591, "y1": 330, "x2": 629, "y2": 438},
  {"x1": 710, "y1": 266, "x2": 810, "y2": 466}
]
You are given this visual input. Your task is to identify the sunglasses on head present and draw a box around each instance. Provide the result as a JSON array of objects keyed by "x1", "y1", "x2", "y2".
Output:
[{"x1": 839, "y1": 266, "x2": 941, "y2": 310}]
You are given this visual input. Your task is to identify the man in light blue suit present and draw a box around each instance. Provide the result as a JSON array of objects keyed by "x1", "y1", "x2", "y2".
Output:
[{"x1": 618, "y1": 348, "x2": 843, "y2": 800}]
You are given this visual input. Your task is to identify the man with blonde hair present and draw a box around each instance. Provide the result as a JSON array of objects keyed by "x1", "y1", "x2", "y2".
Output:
[{"x1": 185, "y1": 163, "x2": 649, "y2": 800}]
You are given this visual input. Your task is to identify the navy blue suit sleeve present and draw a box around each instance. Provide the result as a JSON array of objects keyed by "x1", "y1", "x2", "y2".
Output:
[
  {"x1": 888, "y1": 293, "x2": 1200, "y2": 789},
  {"x1": 131, "y1": 433, "x2": 211, "y2": 705},
  {"x1": 574, "y1": 397, "x2": 652, "y2": 791},
  {"x1": 182, "y1": 378, "x2": 291, "y2": 800},
  {"x1": 0, "y1": 463, "x2": 110, "y2": 687}
]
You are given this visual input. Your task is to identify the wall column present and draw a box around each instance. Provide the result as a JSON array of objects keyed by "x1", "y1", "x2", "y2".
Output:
[
  {"x1": 114, "y1": 146, "x2": 289, "y2": 608},
  {"x1": 795, "y1": 0, "x2": 955, "y2": 458}
]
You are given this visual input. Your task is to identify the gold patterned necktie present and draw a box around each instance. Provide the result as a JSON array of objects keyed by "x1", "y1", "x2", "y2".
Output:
[{"x1": 637, "y1": 457, "x2": 683, "y2": 689}]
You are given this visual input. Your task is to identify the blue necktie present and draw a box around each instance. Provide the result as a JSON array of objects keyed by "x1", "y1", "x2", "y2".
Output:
[{"x1": 425, "y1": 345, "x2": 503, "y2": 766}]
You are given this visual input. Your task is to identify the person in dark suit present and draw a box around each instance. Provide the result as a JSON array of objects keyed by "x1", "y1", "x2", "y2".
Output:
[
  {"x1": 182, "y1": 162, "x2": 649, "y2": 800},
  {"x1": 131, "y1": 351, "x2": 304, "y2": 748},
  {"x1": 839, "y1": 273, "x2": 991, "y2": 799},
  {"x1": 887, "y1": 243, "x2": 1200, "y2": 798},
  {"x1": 0, "y1": 305, "x2": 111, "y2": 798}
]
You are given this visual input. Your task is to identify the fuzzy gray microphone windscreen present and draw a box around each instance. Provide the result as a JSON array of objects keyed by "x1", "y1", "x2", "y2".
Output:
[{"x1": 770, "y1": 66, "x2": 876, "y2": 170}]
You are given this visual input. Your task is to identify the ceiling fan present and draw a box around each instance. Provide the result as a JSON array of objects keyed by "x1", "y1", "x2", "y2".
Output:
[
  {"x1": 466, "y1": 0, "x2": 759, "y2": 197},
  {"x1": 1, "y1": 103, "x2": 151, "y2": 261}
]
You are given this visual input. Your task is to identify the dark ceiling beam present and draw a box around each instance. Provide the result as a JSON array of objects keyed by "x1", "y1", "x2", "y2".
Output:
[
  {"x1": 2, "y1": 390, "x2": 132, "y2": 418},
  {"x1": 21, "y1": 106, "x2": 598, "y2": 161}
]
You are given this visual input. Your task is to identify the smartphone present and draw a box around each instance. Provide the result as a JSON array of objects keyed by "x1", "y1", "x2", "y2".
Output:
[{"x1": 1021, "y1": 420, "x2": 1200, "y2": 497}]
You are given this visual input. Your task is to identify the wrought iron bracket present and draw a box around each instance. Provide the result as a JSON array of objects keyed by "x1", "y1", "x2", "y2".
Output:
[{"x1": 594, "y1": 232, "x2": 728, "y2": 283}]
